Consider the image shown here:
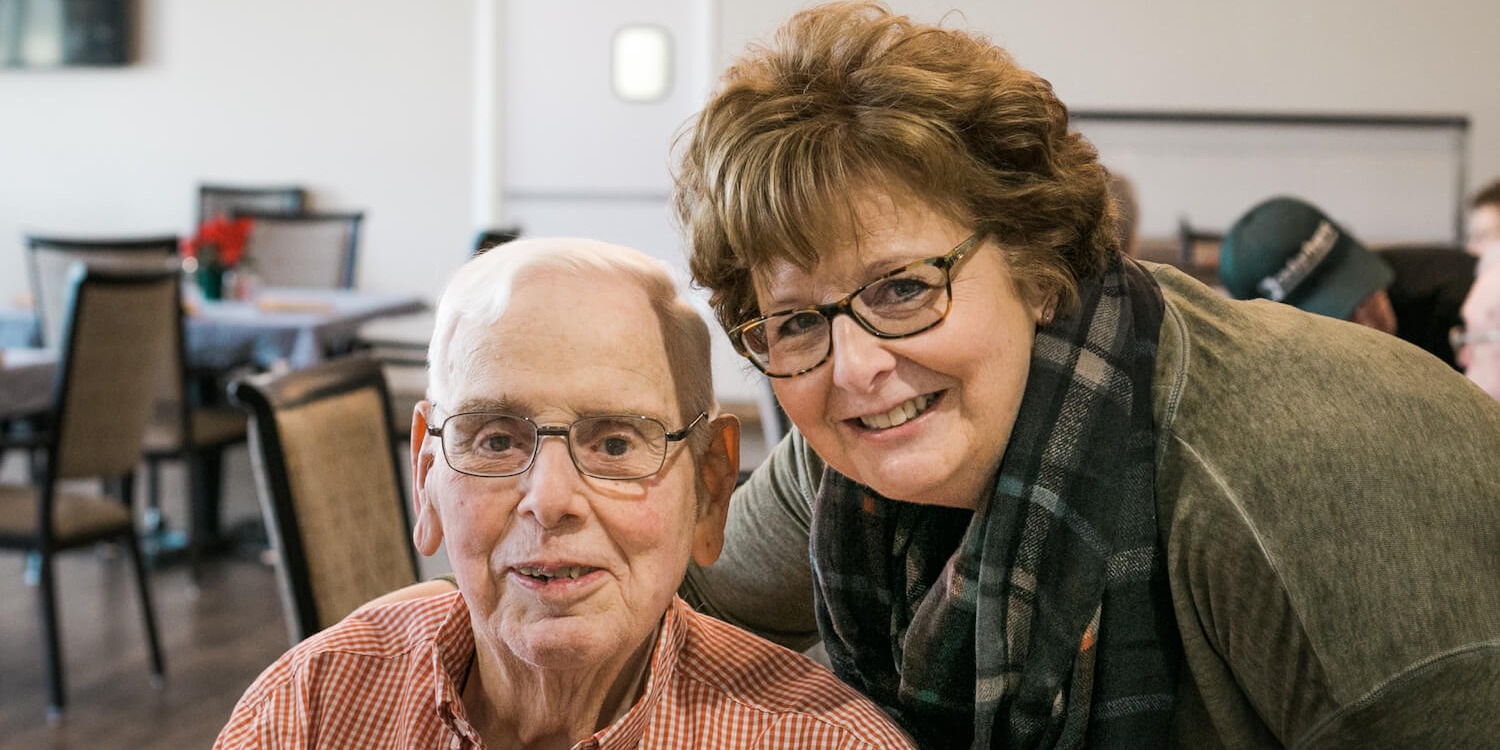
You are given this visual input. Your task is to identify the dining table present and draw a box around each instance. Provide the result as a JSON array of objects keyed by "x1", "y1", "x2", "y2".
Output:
[
  {"x1": 0, "y1": 286, "x2": 426, "y2": 377},
  {"x1": 0, "y1": 347, "x2": 57, "y2": 421},
  {"x1": 0, "y1": 287, "x2": 426, "y2": 558}
]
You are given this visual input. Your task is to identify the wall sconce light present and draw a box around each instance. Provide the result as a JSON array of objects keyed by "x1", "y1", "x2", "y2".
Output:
[{"x1": 612, "y1": 25, "x2": 673, "y2": 103}]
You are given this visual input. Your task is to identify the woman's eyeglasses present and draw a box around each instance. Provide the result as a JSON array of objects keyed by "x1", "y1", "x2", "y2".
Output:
[{"x1": 728, "y1": 232, "x2": 984, "y2": 378}]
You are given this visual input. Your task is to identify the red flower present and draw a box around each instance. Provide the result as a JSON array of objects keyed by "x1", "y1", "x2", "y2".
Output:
[{"x1": 182, "y1": 215, "x2": 254, "y2": 267}]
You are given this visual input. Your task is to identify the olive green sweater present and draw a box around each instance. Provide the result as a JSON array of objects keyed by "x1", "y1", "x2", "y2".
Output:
[{"x1": 683, "y1": 263, "x2": 1500, "y2": 748}]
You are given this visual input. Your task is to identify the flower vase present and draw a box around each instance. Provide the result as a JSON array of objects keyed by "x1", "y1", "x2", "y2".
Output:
[{"x1": 197, "y1": 262, "x2": 226, "y2": 301}]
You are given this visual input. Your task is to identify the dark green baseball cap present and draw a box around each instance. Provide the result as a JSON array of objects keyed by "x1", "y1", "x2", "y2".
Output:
[{"x1": 1218, "y1": 196, "x2": 1393, "y2": 320}]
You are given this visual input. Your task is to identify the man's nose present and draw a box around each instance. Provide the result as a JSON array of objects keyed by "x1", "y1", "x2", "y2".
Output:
[{"x1": 514, "y1": 438, "x2": 586, "y2": 527}]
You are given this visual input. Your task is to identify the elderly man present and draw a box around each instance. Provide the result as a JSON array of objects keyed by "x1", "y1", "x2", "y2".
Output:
[{"x1": 214, "y1": 238, "x2": 913, "y2": 749}]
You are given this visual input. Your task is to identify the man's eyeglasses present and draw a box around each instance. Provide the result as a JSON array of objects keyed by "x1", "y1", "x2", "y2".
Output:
[
  {"x1": 1450, "y1": 325, "x2": 1500, "y2": 353},
  {"x1": 427, "y1": 412, "x2": 706, "y2": 481},
  {"x1": 728, "y1": 232, "x2": 985, "y2": 378}
]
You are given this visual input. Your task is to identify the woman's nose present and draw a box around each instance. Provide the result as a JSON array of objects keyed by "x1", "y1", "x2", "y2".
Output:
[
  {"x1": 828, "y1": 314, "x2": 896, "y2": 393},
  {"x1": 514, "y1": 439, "x2": 586, "y2": 527}
]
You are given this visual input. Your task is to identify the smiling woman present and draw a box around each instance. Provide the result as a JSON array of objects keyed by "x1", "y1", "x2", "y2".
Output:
[{"x1": 672, "y1": 2, "x2": 1500, "y2": 748}]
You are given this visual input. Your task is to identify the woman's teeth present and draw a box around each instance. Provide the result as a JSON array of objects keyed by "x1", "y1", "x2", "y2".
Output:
[
  {"x1": 517, "y1": 566, "x2": 588, "y2": 581},
  {"x1": 859, "y1": 394, "x2": 933, "y2": 430}
]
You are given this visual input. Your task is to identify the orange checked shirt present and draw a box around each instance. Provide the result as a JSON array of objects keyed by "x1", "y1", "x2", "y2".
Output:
[{"x1": 214, "y1": 591, "x2": 914, "y2": 749}]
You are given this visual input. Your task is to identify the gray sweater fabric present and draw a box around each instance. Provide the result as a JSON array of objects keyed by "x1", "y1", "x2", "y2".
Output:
[{"x1": 682, "y1": 263, "x2": 1500, "y2": 748}]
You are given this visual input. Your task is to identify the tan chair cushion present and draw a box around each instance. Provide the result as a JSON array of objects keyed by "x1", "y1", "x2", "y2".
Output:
[
  {"x1": 273, "y1": 388, "x2": 415, "y2": 628},
  {"x1": 0, "y1": 484, "x2": 134, "y2": 545},
  {"x1": 143, "y1": 406, "x2": 247, "y2": 454}
]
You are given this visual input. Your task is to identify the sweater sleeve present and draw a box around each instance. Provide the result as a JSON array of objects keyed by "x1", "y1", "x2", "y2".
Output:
[{"x1": 680, "y1": 428, "x2": 824, "y2": 651}]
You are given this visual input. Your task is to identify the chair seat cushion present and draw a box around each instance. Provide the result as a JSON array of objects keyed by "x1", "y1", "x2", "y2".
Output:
[
  {"x1": 0, "y1": 485, "x2": 134, "y2": 546},
  {"x1": 143, "y1": 406, "x2": 247, "y2": 454}
]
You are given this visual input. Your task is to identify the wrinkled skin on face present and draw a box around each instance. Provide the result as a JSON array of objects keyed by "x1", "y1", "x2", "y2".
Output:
[{"x1": 755, "y1": 192, "x2": 1045, "y2": 510}]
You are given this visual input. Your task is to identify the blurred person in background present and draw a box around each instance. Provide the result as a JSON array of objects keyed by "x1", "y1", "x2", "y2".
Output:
[
  {"x1": 1220, "y1": 195, "x2": 1474, "y2": 368},
  {"x1": 1466, "y1": 179, "x2": 1500, "y2": 257},
  {"x1": 1456, "y1": 240, "x2": 1500, "y2": 399}
]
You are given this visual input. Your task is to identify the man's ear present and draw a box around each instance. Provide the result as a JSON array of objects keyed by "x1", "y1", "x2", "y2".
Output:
[
  {"x1": 411, "y1": 401, "x2": 444, "y2": 556},
  {"x1": 691, "y1": 413, "x2": 740, "y2": 567}
]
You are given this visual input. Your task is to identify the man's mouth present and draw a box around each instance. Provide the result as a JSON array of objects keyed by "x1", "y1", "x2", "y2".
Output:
[
  {"x1": 857, "y1": 392, "x2": 938, "y2": 430},
  {"x1": 514, "y1": 565, "x2": 597, "y2": 582}
]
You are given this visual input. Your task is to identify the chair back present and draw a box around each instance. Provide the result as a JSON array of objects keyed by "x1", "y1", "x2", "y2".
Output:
[
  {"x1": 49, "y1": 267, "x2": 179, "y2": 480},
  {"x1": 1176, "y1": 219, "x2": 1227, "y2": 287},
  {"x1": 198, "y1": 183, "x2": 307, "y2": 226},
  {"x1": 235, "y1": 210, "x2": 362, "y2": 289},
  {"x1": 25, "y1": 235, "x2": 179, "y2": 349},
  {"x1": 229, "y1": 356, "x2": 418, "y2": 643}
]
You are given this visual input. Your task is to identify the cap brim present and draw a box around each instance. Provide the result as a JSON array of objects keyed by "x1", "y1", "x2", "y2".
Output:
[{"x1": 1284, "y1": 236, "x2": 1394, "y2": 320}]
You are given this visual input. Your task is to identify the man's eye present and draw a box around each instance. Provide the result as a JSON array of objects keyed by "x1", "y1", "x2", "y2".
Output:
[
  {"x1": 479, "y1": 433, "x2": 514, "y2": 453},
  {"x1": 601, "y1": 437, "x2": 632, "y2": 457}
]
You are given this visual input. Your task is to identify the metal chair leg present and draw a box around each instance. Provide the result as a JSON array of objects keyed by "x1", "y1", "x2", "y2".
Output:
[
  {"x1": 37, "y1": 550, "x2": 65, "y2": 718},
  {"x1": 124, "y1": 532, "x2": 166, "y2": 680}
]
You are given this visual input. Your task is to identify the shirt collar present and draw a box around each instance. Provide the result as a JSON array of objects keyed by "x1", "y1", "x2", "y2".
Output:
[
  {"x1": 581, "y1": 596, "x2": 689, "y2": 750},
  {"x1": 427, "y1": 592, "x2": 690, "y2": 750}
]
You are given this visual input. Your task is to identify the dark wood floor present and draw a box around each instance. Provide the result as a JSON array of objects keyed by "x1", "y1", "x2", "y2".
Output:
[
  {"x1": 0, "y1": 552, "x2": 287, "y2": 749},
  {"x1": 0, "y1": 449, "x2": 288, "y2": 750}
]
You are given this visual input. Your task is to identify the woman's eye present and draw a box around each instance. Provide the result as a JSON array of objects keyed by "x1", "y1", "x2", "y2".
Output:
[
  {"x1": 867, "y1": 276, "x2": 935, "y2": 308},
  {"x1": 774, "y1": 311, "x2": 824, "y2": 339}
]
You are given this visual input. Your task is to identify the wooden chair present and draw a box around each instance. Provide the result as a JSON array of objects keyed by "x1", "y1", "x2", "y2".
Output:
[
  {"x1": 1176, "y1": 218, "x2": 1226, "y2": 287},
  {"x1": 140, "y1": 291, "x2": 248, "y2": 581},
  {"x1": 0, "y1": 266, "x2": 173, "y2": 718},
  {"x1": 197, "y1": 183, "x2": 307, "y2": 227},
  {"x1": 233, "y1": 210, "x2": 363, "y2": 289},
  {"x1": 228, "y1": 355, "x2": 419, "y2": 644},
  {"x1": 26, "y1": 234, "x2": 248, "y2": 577},
  {"x1": 25, "y1": 234, "x2": 178, "y2": 349}
]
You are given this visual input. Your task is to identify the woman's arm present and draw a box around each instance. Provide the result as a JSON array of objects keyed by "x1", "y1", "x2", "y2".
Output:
[
  {"x1": 679, "y1": 428, "x2": 824, "y2": 651},
  {"x1": 356, "y1": 577, "x2": 457, "y2": 612}
]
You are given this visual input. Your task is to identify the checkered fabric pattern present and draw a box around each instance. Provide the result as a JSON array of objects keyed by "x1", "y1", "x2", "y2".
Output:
[{"x1": 214, "y1": 591, "x2": 914, "y2": 749}]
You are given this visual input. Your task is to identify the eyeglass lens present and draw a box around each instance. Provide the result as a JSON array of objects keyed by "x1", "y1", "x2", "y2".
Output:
[
  {"x1": 739, "y1": 260, "x2": 952, "y2": 376},
  {"x1": 440, "y1": 413, "x2": 669, "y2": 479}
]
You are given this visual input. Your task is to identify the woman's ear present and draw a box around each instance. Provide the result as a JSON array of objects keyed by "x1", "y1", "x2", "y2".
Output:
[
  {"x1": 691, "y1": 413, "x2": 740, "y2": 567},
  {"x1": 411, "y1": 401, "x2": 444, "y2": 556}
]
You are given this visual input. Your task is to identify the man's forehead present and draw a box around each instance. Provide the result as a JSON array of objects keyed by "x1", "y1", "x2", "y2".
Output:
[{"x1": 443, "y1": 274, "x2": 677, "y2": 416}]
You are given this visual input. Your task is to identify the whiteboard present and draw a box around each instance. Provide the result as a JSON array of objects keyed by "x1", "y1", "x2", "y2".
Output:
[{"x1": 1074, "y1": 112, "x2": 1468, "y2": 246}]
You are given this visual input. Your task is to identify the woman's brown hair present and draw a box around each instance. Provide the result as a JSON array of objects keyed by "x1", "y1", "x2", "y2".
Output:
[{"x1": 673, "y1": 0, "x2": 1118, "y2": 333}]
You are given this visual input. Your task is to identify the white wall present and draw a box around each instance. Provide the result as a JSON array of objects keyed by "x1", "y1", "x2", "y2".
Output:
[
  {"x1": 3, "y1": 0, "x2": 1498, "y2": 320},
  {"x1": 0, "y1": 0, "x2": 478, "y2": 305},
  {"x1": 719, "y1": 0, "x2": 1500, "y2": 242}
]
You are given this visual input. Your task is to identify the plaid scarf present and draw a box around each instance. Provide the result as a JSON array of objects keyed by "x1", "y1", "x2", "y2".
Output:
[{"x1": 811, "y1": 255, "x2": 1180, "y2": 749}]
